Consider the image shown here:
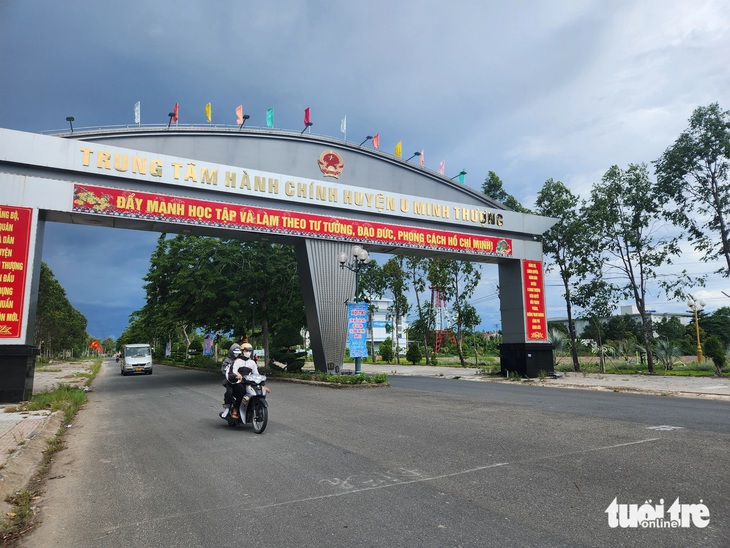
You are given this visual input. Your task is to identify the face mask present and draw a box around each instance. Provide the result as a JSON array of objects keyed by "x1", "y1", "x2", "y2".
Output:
[{"x1": 243, "y1": 351, "x2": 251, "y2": 359}]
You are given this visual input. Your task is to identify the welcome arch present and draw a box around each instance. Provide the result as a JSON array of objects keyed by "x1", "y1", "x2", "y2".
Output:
[{"x1": 0, "y1": 126, "x2": 556, "y2": 401}]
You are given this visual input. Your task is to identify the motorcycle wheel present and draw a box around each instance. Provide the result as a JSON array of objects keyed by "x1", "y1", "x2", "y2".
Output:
[{"x1": 251, "y1": 400, "x2": 268, "y2": 434}]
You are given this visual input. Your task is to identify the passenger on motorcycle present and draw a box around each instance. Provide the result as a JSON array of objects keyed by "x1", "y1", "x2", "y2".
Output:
[
  {"x1": 219, "y1": 343, "x2": 242, "y2": 419},
  {"x1": 226, "y1": 342, "x2": 260, "y2": 420}
]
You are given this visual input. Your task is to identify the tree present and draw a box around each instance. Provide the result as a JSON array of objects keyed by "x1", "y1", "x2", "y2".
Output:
[
  {"x1": 536, "y1": 178, "x2": 600, "y2": 372},
  {"x1": 655, "y1": 103, "x2": 730, "y2": 276},
  {"x1": 379, "y1": 337, "x2": 394, "y2": 364},
  {"x1": 381, "y1": 256, "x2": 410, "y2": 364},
  {"x1": 481, "y1": 171, "x2": 530, "y2": 212},
  {"x1": 429, "y1": 259, "x2": 481, "y2": 366},
  {"x1": 584, "y1": 163, "x2": 690, "y2": 374},
  {"x1": 703, "y1": 336, "x2": 725, "y2": 376},
  {"x1": 405, "y1": 343, "x2": 422, "y2": 365},
  {"x1": 405, "y1": 257, "x2": 433, "y2": 365},
  {"x1": 34, "y1": 262, "x2": 88, "y2": 358}
]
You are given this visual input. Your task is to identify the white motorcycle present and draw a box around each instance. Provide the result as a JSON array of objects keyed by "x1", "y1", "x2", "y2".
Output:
[{"x1": 221, "y1": 373, "x2": 269, "y2": 434}]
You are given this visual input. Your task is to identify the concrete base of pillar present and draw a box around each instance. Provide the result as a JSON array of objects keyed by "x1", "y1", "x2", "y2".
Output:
[
  {"x1": 499, "y1": 342, "x2": 554, "y2": 378},
  {"x1": 0, "y1": 345, "x2": 38, "y2": 402}
]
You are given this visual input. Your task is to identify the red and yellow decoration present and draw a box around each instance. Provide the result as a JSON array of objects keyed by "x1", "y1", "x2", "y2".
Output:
[
  {"x1": 522, "y1": 260, "x2": 547, "y2": 340},
  {"x1": 73, "y1": 184, "x2": 513, "y2": 257},
  {"x1": 0, "y1": 206, "x2": 33, "y2": 338}
]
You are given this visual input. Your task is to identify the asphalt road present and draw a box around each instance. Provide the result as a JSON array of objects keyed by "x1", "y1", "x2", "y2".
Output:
[{"x1": 21, "y1": 360, "x2": 729, "y2": 547}]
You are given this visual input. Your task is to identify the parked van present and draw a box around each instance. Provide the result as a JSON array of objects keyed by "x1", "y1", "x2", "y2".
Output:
[{"x1": 121, "y1": 344, "x2": 153, "y2": 375}]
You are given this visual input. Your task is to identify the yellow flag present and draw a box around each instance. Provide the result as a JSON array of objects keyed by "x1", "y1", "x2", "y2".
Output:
[
  {"x1": 395, "y1": 141, "x2": 402, "y2": 158},
  {"x1": 205, "y1": 102, "x2": 212, "y2": 123}
]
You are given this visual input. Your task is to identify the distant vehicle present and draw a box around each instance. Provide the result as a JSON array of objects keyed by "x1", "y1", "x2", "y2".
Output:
[{"x1": 120, "y1": 344, "x2": 153, "y2": 375}]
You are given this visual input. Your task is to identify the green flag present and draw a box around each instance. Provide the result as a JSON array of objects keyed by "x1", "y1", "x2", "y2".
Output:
[{"x1": 266, "y1": 108, "x2": 274, "y2": 128}]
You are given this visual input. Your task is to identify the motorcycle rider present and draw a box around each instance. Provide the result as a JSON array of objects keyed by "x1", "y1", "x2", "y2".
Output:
[
  {"x1": 227, "y1": 342, "x2": 260, "y2": 420},
  {"x1": 219, "y1": 343, "x2": 241, "y2": 419}
]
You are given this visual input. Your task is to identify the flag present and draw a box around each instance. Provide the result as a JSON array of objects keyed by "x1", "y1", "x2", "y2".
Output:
[
  {"x1": 459, "y1": 170, "x2": 466, "y2": 184},
  {"x1": 372, "y1": 133, "x2": 380, "y2": 149},
  {"x1": 266, "y1": 108, "x2": 274, "y2": 127},
  {"x1": 395, "y1": 141, "x2": 402, "y2": 158},
  {"x1": 165, "y1": 340, "x2": 171, "y2": 357},
  {"x1": 340, "y1": 116, "x2": 347, "y2": 135},
  {"x1": 420, "y1": 149, "x2": 425, "y2": 167},
  {"x1": 171, "y1": 102, "x2": 179, "y2": 123},
  {"x1": 134, "y1": 101, "x2": 140, "y2": 125},
  {"x1": 304, "y1": 107, "x2": 311, "y2": 126},
  {"x1": 205, "y1": 102, "x2": 211, "y2": 123},
  {"x1": 439, "y1": 160, "x2": 445, "y2": 175},
  {"x1": 236, "y1": 105, "x2": 244, "y2": 125}
]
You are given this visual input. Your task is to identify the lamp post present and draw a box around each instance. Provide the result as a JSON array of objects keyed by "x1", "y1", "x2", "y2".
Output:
[
  {"x1": 65, "y1": 116, "x2": 74, "y2": 133},
  {"x1": 406, "y1": 151, "x2": 421, "y2": 162},
  {"x1": 687, "y1": 297, "x2": 705, "y2": 363},
  {"x1": 339, "y1": 245, "x2": 370, "y2": 374}
]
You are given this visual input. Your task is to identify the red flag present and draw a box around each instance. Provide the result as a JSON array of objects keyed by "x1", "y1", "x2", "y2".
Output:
[
  {"x1": 304, "y1": 107, "x2": 311, "y2": 126},
  {"x1": 171, "y1": 102, "x2": 179, "y2": 123},
  {"x1": 372, "y1": 133, "x2": 380, "y2": 149},
  {"x1": 236, "y1": 105, "x2": 244, "y2": 125}
]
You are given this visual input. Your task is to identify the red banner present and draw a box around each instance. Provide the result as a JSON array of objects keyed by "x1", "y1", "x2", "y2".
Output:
[
  {"x1": 523, "y1": 260, "x2": 547, "y2": 341},
  {"x1": 72, "y1": 185, "x2": 513, "y2": 257},
  {"x1": 0, "y1": 206, "x2": 33, "y2": 338}
]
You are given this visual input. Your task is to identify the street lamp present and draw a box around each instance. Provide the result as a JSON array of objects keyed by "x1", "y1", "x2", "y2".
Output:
[
  {"x1": 406, "y1": 151, "x2": 421, "y2": 162},
  {"x1": 687, "y1": 297, "x2": 705, "y2": 363},
  {"x1": 65, "y1": 116, "x2": 74, "y2": 133},
  {"x1": 339, "y1": 245, "x2": 370, "y2": 373}
]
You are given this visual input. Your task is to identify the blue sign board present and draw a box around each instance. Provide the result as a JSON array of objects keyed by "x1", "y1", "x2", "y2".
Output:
[{"x1": 347, "y1": 302, "x2": 369, "y2": 358}]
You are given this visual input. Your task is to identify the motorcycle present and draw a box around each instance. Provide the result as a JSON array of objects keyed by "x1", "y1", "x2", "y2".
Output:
[{"x1": 220, "y1": 373, "x2": 269, "y2": 433}]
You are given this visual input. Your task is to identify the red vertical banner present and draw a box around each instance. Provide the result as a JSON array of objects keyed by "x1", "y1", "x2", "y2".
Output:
[
  {"x1": 522, "y1": 259, "x2": 547, "y2": 341},
  {"x1": 0, "y1": 206, "x2": 33, "y2": 338}
]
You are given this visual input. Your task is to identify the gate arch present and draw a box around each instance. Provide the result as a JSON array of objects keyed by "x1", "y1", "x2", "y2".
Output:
[{"x1": 0, "y1": 126, "x2": 556, "y2": 401}]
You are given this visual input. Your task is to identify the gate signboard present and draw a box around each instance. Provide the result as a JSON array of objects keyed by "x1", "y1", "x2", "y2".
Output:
[{"x1": 0, "y1": 206, "x2": 32, "y2": 339}]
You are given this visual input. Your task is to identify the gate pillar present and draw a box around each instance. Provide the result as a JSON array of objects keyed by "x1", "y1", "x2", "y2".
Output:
[
  {"x1": 498, "y1": 258, "x2": 554, "y2": 378},
  {"x1": 295, "y1": 239, "x2": 354, "y2": 373}
]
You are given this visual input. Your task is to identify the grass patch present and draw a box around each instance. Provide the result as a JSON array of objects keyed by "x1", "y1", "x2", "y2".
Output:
[{"x1": 0, "y1": 359, "x2": 101, "y2": 542}]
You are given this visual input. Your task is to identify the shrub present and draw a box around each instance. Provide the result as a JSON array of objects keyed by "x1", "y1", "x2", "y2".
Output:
[
  {"x1": 703, "y1": 336, "x2": 726, "y2": 376},
  {"x1": 406, "y1": 343, "x2": 422, "y2": 364}
]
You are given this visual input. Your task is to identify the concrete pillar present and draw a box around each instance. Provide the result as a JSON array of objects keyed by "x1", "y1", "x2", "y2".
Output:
[{"x1": 295, "y1": 239, "x2": 354, "y2": 373}]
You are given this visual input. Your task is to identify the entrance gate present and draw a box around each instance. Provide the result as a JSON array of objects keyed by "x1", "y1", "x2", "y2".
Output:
[{"x1": 0, "y1": 127, "x2": 556, "y2": 402}]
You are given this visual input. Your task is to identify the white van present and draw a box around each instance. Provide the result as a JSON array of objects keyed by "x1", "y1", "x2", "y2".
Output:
[{"x1": 121, "y1": 344, "x2": 153, "y2": 375}]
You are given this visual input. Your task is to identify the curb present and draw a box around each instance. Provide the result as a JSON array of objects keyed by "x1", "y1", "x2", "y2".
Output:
[
  {"x1": 269, "y1": 377, "x2": 390, "y2": 388},
  {"x1": 0, "y1": 410, "x2": 64, "y2": 521}
]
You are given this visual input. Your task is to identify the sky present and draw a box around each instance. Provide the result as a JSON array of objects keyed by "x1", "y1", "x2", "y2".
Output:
[{"x1": 1, "y1": 0, "x2": 729, "y2": 341}]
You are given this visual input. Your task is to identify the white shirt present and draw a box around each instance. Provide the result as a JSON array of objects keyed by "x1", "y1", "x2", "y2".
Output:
[{"x1": 230, "y1": 356, "x2": 259, "y2": 383}]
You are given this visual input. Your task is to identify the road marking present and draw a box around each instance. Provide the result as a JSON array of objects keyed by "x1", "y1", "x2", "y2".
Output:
[{"x1": 647, "y1": 425, "x2": 685, "y2": 431}]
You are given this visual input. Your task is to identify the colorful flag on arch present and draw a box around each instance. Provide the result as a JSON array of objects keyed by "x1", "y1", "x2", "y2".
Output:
[
  {"x1": 459, "y1": 170, "x2": 466, "y2": 184},
  {"x1": 340, "y1": 116, "x2": 347, "y2": 135},
  {"x1": 304, "y1": 107, "x2": 311, "y2": 126},
  {"x1": 236, "y1": 105, "x2": 244, "y2": 125},
  {"x1": 420, "y1": 149, "x2": 425, "y2": 167},
  {"x1": 205, "y1": 102, "x2": 212, "y2": 123},
  {"x1": 171, "y1": 102, "x2": 179, "y2": 123},
  {"x1": 372, "y1": 133, "x2": 379, "y2": 149},
  {"x1": 395, "y1": 141, "x2": 402, "y2": 158},
  {"x1": 134, "y1": 101, "x2": 140, "y2": 125},
  {"x1": 266, "y1": 108, "x2": 274, "y2": 128},
  {"x1": 439, "y1": 160, "x2": 445, "y2": 175}
]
